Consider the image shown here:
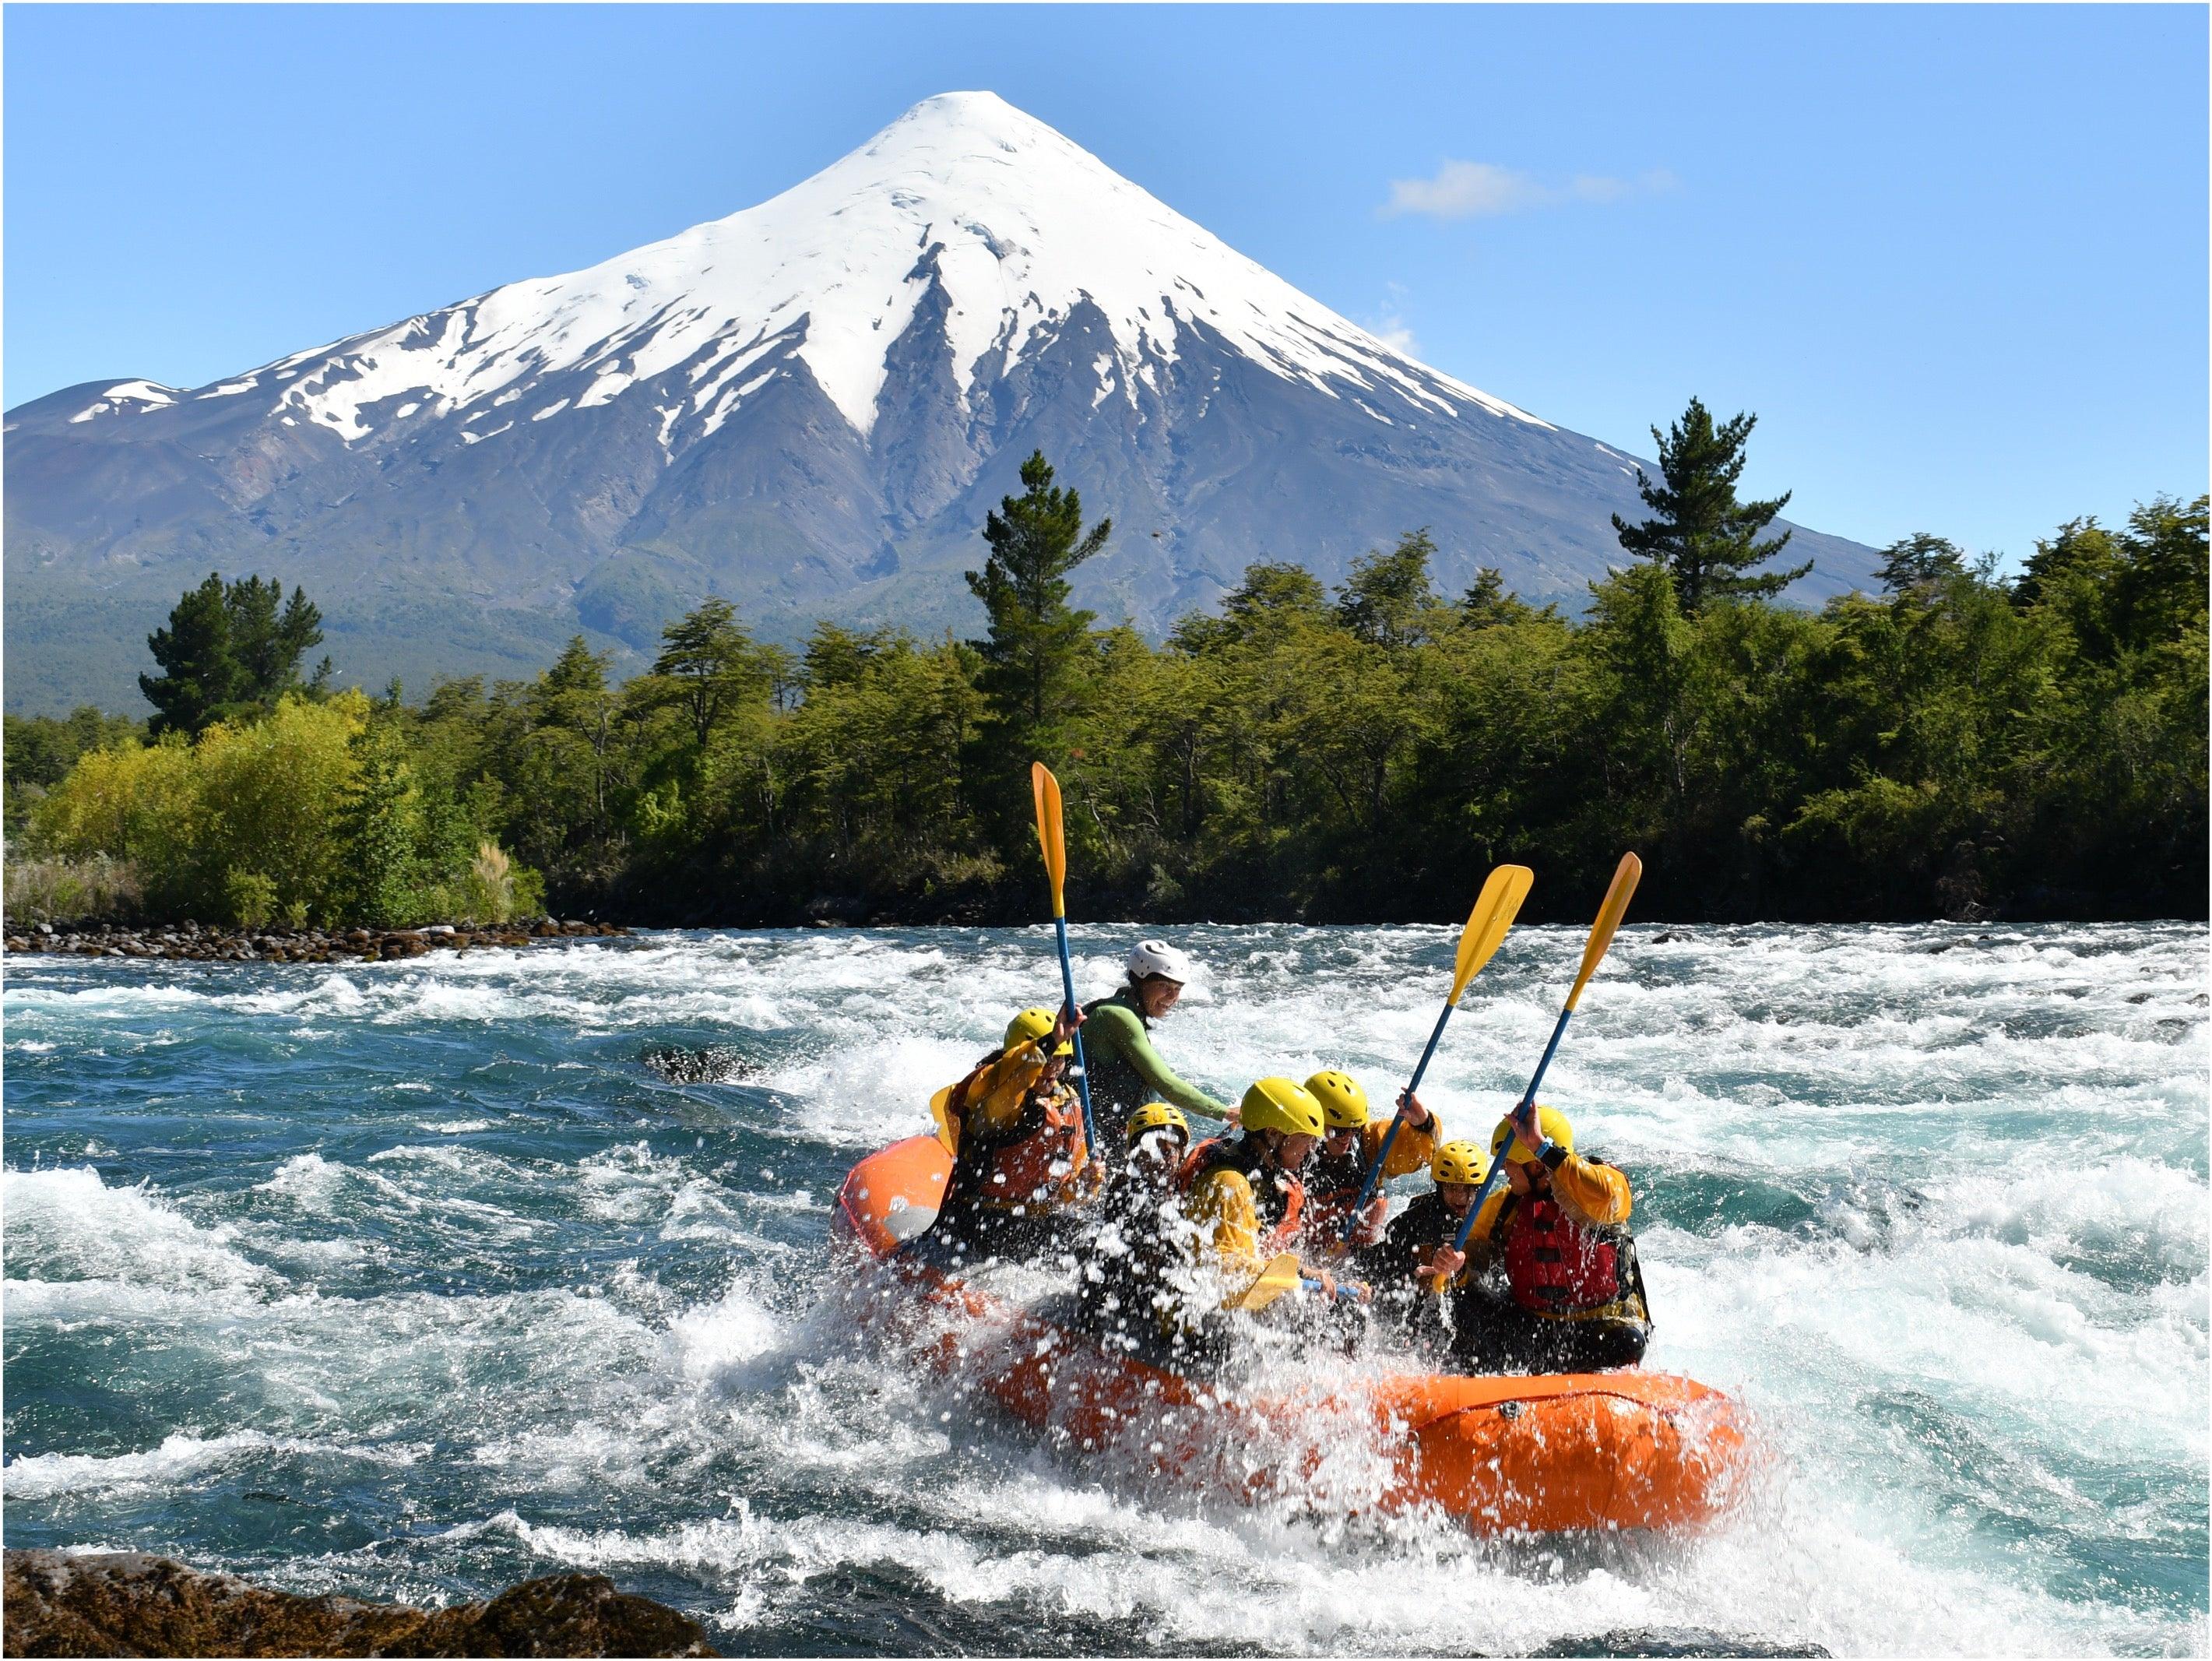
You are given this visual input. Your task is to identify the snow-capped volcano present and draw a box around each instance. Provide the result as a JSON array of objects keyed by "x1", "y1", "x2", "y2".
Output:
[
  {"x1": 5, "y1": 90, "x2": 1874, "y2": 713},
  {"x1": 246, "y1": 90, "x2": 1542, "y2": 447}
]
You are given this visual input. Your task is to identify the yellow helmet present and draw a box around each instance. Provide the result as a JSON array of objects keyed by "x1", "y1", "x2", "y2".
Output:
[
  {"x1": 1491, "y1": 1105, "x2": 1574, "y2": 1164},
  {"x1": 1005, "y1": 1006, "x2": 1072, "y2": 1057},
  {"x1": 1431, "y1": 1140, "x2": 1489, "y2": 1188},
  {"x1": 1239, "y1": 1077, "x2": 1325, "y2": 1139},
  {"x1": 1305, "y1": 1070, "x2": 1370, "y2": 1131},
  {"x1": 1126, "y1": 1101, "x2": 1189, "y2": 1143}
]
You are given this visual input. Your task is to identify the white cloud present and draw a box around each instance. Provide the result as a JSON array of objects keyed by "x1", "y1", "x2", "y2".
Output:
[
  {"x1": 1367, "y1": 283, "x2": 1418, "y2": 357},
  {"x1": 1382, "y1": 161, "x2": 1677, "y2": 221}
]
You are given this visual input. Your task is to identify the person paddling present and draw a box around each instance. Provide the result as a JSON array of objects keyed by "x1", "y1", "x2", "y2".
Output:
[
  {"x1": 1182, "y1": 1079, "x2": 1351, "y2": 1308},
  {"x1": 1081, "y1": 941, "x2": 1234, "y2": 1125},
  {"x1": 1445, "y1": 1103, "x2": 1652, "y2": 1373},
  {"x1": 1299, "y1": 1073, "x2": 1440, "y2": 1253},
  {"x1": 1362, "y1": 1138, "x2": 1491, "y2": 1352},
  {"x1": 925, "y1": 1006, "x2": 1096, "y2": 1265}
]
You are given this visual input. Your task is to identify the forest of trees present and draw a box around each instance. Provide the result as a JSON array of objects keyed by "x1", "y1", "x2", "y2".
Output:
[{"x1": 7, "y1": 405, "x2": 2206, "y2": 930}]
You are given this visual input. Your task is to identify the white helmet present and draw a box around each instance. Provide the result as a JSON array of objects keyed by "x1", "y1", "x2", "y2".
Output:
[{"x1": 1126, "y1": 939, "x2": 1197, "y2": 984}]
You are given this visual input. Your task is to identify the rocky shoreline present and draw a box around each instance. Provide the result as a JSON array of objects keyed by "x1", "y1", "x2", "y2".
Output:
[
  {"x1": 2, "y1": 1550, "x2": 716, "y2": 1657},
  {"x1": 2, "y1": 918, "x2": 629, "y2": 963}
]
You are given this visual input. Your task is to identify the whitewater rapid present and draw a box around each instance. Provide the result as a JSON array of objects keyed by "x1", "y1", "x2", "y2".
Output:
[{"x1": 5, "y1": 922, "x2": 2205, "y2": 1655}]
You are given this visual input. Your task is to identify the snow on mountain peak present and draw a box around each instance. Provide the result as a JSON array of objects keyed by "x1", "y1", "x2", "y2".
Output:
[{"x1": 215, "y1": 90, "x2": 1546, "y2": 447}]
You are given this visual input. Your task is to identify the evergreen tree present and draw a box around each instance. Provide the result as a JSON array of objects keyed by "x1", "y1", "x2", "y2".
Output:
[
  {"x1": 540, "y1": 635, "x2": 610, "y2": 700},
  {"x1": 963, "y1": 450, "x2": 1108, "y2": 762},
  {"x1": 1876, "y1": 533, "x2": 1968, "y2": 594},
  {"x1": 142, "y1": 574, "x2": 246, "y2": 737},
  {"x1": 1612, "y1": 397, "x2": 1811, "y2": 613},
  {"x1": 1459, "y1": 567, "x2": 1553, "y2": 628},
  {"x1": 232, "y1": 579, "x2": 325, "y2": 701},
  {"x1": 141, "y1": 573, "x2": 327, "y2": 737}
]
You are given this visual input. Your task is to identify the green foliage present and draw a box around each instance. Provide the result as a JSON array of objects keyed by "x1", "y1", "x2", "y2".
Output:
[
  {"x1": 1612, "y1": 397, "x2": 1812, "y2": 613},
  {"x1": 21, "y1": 690, "x2": 539, "y2": 927},
  {"x1": 140, "y1": 572, "x2": 326, "y2": 738},
  {"x1": 964, "y1": 450, "x2": 1110, "y2": 790},
  {"x1": 4, "y1": 706, "x2": 146, "y2": 837},
  {"x1": 225, "y1": 868, "x2": 278, "y2": 930},
  {"x1": 1876, "y1": 533, "x2": 1968, "y2": 593},
  {"x1": 17, "y1": 448, "x2": 2206, "y2": 927}
]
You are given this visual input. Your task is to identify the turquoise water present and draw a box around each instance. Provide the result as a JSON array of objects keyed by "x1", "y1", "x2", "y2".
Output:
[{"x1": 5, "y1": 922, "x2": 2206, "y2": 1656}]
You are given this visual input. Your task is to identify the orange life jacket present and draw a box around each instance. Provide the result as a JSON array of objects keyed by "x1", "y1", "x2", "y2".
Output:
[
  {"x1": 1180, "y1": 1134, "x2": 1304, "y2": 1251},
  {"x1": 941, "y1": 1052, "x2": 1088, "y2": 1214}
]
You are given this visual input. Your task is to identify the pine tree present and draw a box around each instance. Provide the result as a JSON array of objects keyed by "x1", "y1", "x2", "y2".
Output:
[
  {"x1": 963, "y1": 450, "x2": 1108, "y2": 761},
  {"x1": 1612, "y1": 397, "x2": 1810, "y2": 613},
  {"x1": 141, "y1": 573, "x2": 327, "y2": 737},
  {"x1": 142, "y1": 573, "x2": 246, "y2": 737}
]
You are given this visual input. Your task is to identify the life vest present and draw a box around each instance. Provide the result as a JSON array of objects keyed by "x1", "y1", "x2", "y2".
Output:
[
  {"x1": 1180, "y1": 1135, "x2": 1304, "y2": 1251},
  {"x1": 1299, "y1": 1142, "x2": 1366, "y2": 1238},
  {"x1": 941, "y1": 1052, "x2": 1089, "y2": 1215},
  {"x1": 1498, "y1": 1189, "x2": 1648, "y2": 1320}
]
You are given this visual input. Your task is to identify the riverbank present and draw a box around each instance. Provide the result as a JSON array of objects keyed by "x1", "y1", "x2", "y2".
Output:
[
  {"x1": 2, "y1": 918, "x2": 628, "y2": 963},
  {"x1": 2, "y1": 1550, "x2": 716, "y2": 1657}
]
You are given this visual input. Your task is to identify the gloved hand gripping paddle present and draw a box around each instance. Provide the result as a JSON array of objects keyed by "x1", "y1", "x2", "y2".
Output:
[
  {"x1": 1437, "y1": 852, "x2": 1642, "y2": 1290},
  {"x1": 1030, "y1": 764, "x2": 1096, "y2": 1158},
  {"x1": 1341, "y1": 865, "x2": 1534, "y2": 1244}
]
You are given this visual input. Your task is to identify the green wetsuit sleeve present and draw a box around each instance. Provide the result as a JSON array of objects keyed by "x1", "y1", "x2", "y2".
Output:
[{"x1": 1084, "y1": 1001, "x2": 1233, "y2": 1120}]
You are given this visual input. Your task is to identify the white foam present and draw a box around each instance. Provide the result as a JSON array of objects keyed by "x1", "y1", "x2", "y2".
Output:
[{"x1": 3, "y1": 1166, "x2": 270, "y2": 1293}]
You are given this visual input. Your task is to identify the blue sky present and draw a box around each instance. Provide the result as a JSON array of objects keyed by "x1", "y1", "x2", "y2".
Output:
[{"x1": 7, "y1": 4, "x2": 2204, "y2": 565}]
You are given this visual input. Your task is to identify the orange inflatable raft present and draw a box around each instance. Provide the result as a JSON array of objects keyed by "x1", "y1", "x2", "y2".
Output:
[{"x1": 834, "y1": 1135, "x2": 1756, "y2": 1536}]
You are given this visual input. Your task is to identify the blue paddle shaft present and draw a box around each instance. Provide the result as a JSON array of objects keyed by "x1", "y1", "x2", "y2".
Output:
[
  {"x1": 1448, "y1": 1005, "x2": 1574, "y2": 1258},
  {"x1": 1342, "y1": 999, "x2": 1456, "y2": 1244},
  {"x1": 1051, "y1": 916, "x2": 1097, "y2": 1155}
]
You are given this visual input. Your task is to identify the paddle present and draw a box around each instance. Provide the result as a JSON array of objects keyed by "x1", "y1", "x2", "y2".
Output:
[
  {"x1": 1436, "y1": 851, "x2": 1643, "y2": 1289},
  {"x1": 1227, "y1": 1251, "x2": 1305, "y2": 1312},
  {"x1": 1340, "y1": 864, "x2": 1535, "y2": 1244},
  {"x1": 1229, "y1": 1251, "x2": 1357, "y2": 1311},
  {"x1": 1029, "y1": 762, "x2": 1098, "y2": 1157}
]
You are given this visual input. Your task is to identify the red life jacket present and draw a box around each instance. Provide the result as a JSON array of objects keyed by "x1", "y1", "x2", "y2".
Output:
[
  {"x1": 1501, "y1": 1193, "x2": 1625, "y2": 1314},
  {"x1": 1181, "y1": 1135, "x2": 1304, "y2": 1250}
]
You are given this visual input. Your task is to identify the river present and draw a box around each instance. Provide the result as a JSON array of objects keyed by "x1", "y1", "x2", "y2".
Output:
[{"x1": 4, "y1": 921, "x2": 2205, "y2": 1656}]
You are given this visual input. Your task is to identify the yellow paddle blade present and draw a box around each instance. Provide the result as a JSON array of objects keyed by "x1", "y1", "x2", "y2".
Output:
[
  {"x1": 1447, "y1": 864, "x2": 1535, "y2": 1005},
  {"x1": 1030, "y1": 762, "x2": 1067, "y2": 920},
  {"x1": 1563, "y1": 851, "x2": 1642, "y2": 1012},
  {"x1": 1228, "y1": 1252, "x2": 1306, "y2": 1313}
]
